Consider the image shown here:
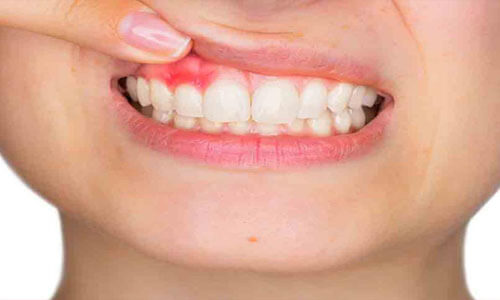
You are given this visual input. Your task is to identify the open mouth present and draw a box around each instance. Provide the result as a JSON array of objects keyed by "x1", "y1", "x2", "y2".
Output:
[{"x1": 113, "y1": 54, "x2": 393, "y2": 169}]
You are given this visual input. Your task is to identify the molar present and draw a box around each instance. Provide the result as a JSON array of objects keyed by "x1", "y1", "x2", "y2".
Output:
[
  {"x1": 126, "y1": 76, "x2": 138, "y2": 102},
  {"x1": 137, "y1": 77, "x2": 152, "y2": 107},
  {"x1": 174, "y1": 84, "x2": 203, "y2": 118},
  {"x1": 252, "y1": 80, "x2": 300, "y2": 124},
  {"x1": 362, "y1": 87, "x2": 378, "y2": 107},
  {"x1": 349, "y1": 108, "x2": 366, "y2": 130},
  {"x1": 297, "y1": 80, "x2": 328, "y2": 119},
  {"x1": 349, "y1": 86, "x2": 366, "y2": 110},
  {"x1": 203, "y1": 79, "x2": 251, "y2": 122}
]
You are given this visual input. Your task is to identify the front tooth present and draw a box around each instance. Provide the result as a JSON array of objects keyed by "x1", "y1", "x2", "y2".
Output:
[
  {"x1": 174, "y1": 115, "x2": 197, "y2": 130},
  {"x1": 137, "y1": 77, "x2": 152, "y2": 107},
  {"x1": 288, "y1": 119, "x2": 305, "y2": 135},
  {"x1": 327, "y1": 83, "x2": 354, "y2": 113},
  {"x1": 333, "y1": 110, "x2": 352, "y2": 134},
  {"x1": 349, "y1": 86, "x2": 366, "y2": 110},
  {"x1": 151, "y1": 80, "x2": 174, "y2": 112},
  {"x1": 126, "y1": 77, "x2": 138, "y2": 102},
  {"x1": 256, "y1": 123, "x2": 281, "y2": 136},
  {"x1": 174, "y1": 84, "x2": 203, "y2": 117},
  {"x1": 297, "y1": 80, "x2": 328, "y2": 119},
  {"x1": 228, "y1": 121, "x2": 251, "y2": 135},
  {"x1": 153, "y1": 110, "x2": 174, "y2": 124},
  {"x1": 203, "y1": 79, "x2": 251, "y2": 122},
  {"x1": 200, "y1": 118, "x2": 223, "y2": 134},
  {"x1": 252, "y1": 80, "x2": 300, "y2": 124},
  {"x1": 307, "y1": 111, "x2": 332, "y2": 137},
  {"x1": 349, "y1": 108, "x2": 366, "y2": 130},
  {"x1": 362, "y1": 87, "x2": 378, "y2": 107}
]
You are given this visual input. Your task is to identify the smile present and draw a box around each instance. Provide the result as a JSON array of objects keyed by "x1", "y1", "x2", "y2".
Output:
[{"x1": 113, "y1": 54, "x2": 393, "y2": 169}]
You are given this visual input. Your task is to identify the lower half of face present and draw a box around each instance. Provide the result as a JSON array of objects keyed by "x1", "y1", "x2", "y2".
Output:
[{"x1": 0, "y1": 0, "x2": 499, "y2": 273}]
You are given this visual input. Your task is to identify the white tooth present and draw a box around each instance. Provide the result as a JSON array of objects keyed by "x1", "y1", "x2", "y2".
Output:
[
  {"x1": 200, "y1": 118, "x2": 223, "y2": 134},
  {"x1": 152, "y1": 110, "x2": 174, "y2": 124},
  {"x1": 228, "y1": 121, "x2": 251, "y2": 135},
  {"x1": 174, "y1": 115, "x2": 197, "y2": 130},
  {"x1": 256, "y1": 123, "x2": 281, "y2": 136},
  {"x1": 126, "y1": 77, "x2": 138, "y2": 102},
  {"x1": 252, "y1": 80, "x2": 300, "y2": 124},
  {"x1": 333, "y1": 110, "x2": 352, "y2": 134},
  {"x1": 287, "y1": 119, "x2": 305, "y2": 135},
  {"x1": 204, "y1": 79, "x2": 251, "y2": 122},
  {"x1": 362, "y1": 87, "x2": 378, "y2": 107},
  {"x1": 297, "y1": 80, "x2": 328, "y2": 119},
  {"x1": 137, "y1": 77, "x2": 152, "y2": 107},
  {"x1": 151, "y1": 80, "x2": 174, "y2": 112},
  {"x1": 307, "y1": 111, "x2": 332, "y2": 137},
  {"x1": 327, "y1": 83, "x2": 354, "y2": 113},
  {"x1": 349, "y1": 108, "x2": 366, "y2": 130},
  {"x1": 348, "y1": 86, "x2": 366, "y2": 110},
  {"x1": 174, "y1": 84, "x2": 203, "y2": 117}
]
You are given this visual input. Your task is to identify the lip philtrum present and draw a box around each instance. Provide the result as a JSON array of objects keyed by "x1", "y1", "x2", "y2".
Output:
[{"x1": 112, "y1": 54, "x2": 393, "y2": 169}]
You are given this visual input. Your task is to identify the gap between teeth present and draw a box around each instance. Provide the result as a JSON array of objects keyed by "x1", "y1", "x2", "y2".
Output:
[{"x1": 126, "y1": 76, "x2": 383, "y2": 137}]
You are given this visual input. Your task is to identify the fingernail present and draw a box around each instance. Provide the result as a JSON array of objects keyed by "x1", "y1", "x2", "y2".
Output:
[{"x1": 119, "y1": 12, "x2": 191, "y2": 58}]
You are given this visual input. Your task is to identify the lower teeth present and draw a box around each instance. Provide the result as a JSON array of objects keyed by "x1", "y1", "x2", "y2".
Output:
[{"x1": 119, "y1": 77, "x2": 383, "y2": 137}]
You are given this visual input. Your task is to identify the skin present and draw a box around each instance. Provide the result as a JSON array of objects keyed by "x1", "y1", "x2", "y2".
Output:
[{"x1": 1, "y1": 0, "x2": 499, "y2": 299}]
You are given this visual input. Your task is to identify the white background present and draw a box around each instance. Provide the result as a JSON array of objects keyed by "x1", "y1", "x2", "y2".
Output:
[{"x1": 0, "y1": 157, "x2": 499, "y2": 300}]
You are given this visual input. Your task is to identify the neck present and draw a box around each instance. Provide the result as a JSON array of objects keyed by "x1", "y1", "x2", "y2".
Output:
[{"x1": 53, "y1": 214, "x2": 472, "y2": 300}]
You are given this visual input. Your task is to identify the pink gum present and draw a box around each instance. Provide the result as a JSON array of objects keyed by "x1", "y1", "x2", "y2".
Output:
[{"x1": 136, "y1": 54, "x2": 341, "y2": 93}]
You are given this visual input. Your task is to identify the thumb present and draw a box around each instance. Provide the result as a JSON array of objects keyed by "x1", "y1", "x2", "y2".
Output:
[{"x1": 0, "y1": 0, "x2": 192, "y2": 63}]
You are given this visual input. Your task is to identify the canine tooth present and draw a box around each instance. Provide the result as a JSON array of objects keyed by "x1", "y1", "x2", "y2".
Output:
[
  {"x1": 152, "y1": 110, "x2": 173, "y2": 124},
  {"x1": 228, "y1": 121, "x2": 251, "y2": 135},
  {"x1": 333, "y1": 110, "x2": 352, "y2": 134},
  {"x1": 151, "y1": 80, "x2": 174, "y2": 112},
  {"x1": 174, "y1": 115, "x2": 197, "y2": 130},
  {"x1": 256, "y1": 123, "x2": 281, "y2": 136},
  {"x1": 126, "y1": 77, "x2": 138, "y2": 102},
  {"x1": 204, "y1": 79, "x2": 250, "y2": 122},
  {"x1": 174, "y1": 84, "x2": 203, "y2": 117},
  {"x1": 307, "y1": 111, "x2": 332, "y2": 137},
  {"x1": 349, "y1": 86, "x2": 366, "y2": 110},
  {"x1": 349, "y1": 108, "x2": 366, "y2": 130},
  {"x1": 362, "y1": 87, "x2": 378, "y2": 107},
  {"x1": 200, "y1": 118, "x2": 223, "y2": 134},
  {"x1": 288, "y1": 119, "x2": 305, "y2": 135},
  {"x1": 137, "y1": 77, "x2": 152, "y2": 107},
  {"x1": 327, "y1": 83, "x2": 354, "y2": 113},
  {"x1": 252, "y1": 80, "x2": 300, "y2": 124},
  {"x1": 297, "y1": 80, "x2": 328, "y2": 119}
]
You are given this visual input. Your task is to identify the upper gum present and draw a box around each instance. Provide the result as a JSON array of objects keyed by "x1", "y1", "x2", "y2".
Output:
[{"x1": 137, "y1": 54, "x2": 344, "y2": 93}]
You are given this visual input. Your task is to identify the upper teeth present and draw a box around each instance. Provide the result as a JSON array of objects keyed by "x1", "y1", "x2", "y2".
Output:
[{"x1": 127, "y1": 76, "x2": 381, "y2": 136}]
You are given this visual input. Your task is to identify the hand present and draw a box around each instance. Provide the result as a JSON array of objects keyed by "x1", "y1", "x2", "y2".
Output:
[{"x1": 0, "y1": 0, "x2": 192, "y2": 63}]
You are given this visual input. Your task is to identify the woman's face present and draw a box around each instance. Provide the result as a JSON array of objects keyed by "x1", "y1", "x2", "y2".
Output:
[{"x1": 1, "y1": 0, "x2": 499, "y2": 272}]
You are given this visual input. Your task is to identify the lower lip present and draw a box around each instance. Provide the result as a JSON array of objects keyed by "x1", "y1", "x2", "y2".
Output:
[{"x1": 111, "y1": 88, "x2": 393, "y2": 170}]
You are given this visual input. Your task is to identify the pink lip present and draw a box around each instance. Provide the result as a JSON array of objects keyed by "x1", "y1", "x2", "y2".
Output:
[{"x1": 111, "y1": 88, "x2": 393, "y2": 170}]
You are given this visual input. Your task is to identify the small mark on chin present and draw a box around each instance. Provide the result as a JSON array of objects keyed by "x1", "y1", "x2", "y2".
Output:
[{"x1": 248, "y1": 236, "x2": 258, "y2": 243}]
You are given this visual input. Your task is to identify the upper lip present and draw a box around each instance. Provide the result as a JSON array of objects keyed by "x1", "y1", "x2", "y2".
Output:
[{"x1": 165, "y1": 19, "x2": 381, "y2": 88}]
